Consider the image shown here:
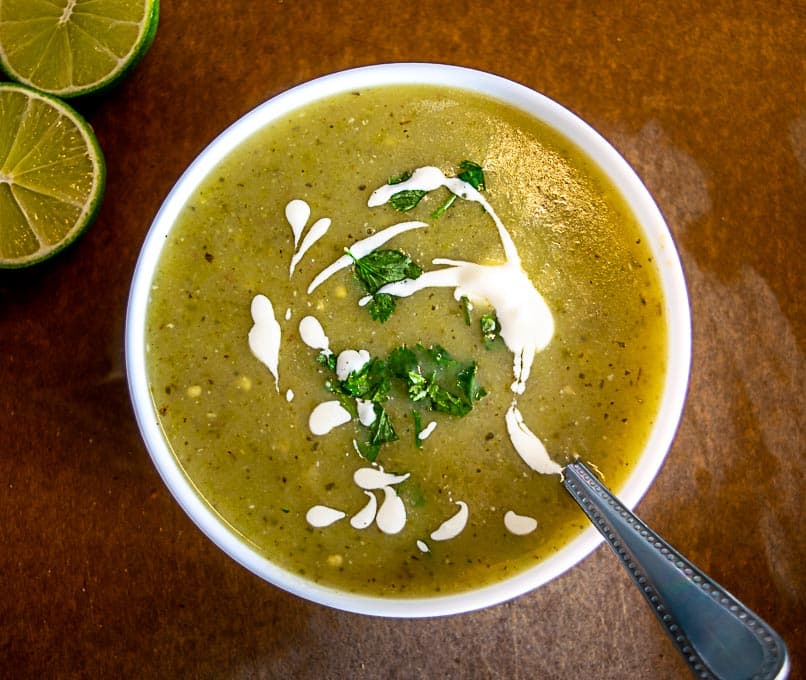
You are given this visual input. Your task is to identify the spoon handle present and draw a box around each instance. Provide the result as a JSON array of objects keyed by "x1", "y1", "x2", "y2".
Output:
[{"x1": 563, "y1": 461, "x2": 790, "y2": 680}]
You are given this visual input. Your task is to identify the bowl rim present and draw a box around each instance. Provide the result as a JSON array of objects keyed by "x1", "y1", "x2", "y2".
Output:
[{"x1": 125, "y1": 62, "x2": 692, "y2": 618}]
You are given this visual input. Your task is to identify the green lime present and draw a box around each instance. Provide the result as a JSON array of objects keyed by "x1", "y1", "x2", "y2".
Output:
[
  {"x1": 0, "y1": 82, "x2": 105, "y2": 268},
  {"x1": 0, "y1": 0, "x2": 159, "y2": 98}
]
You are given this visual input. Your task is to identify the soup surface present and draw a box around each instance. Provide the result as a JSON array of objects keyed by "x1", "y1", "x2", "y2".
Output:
[{"x1": 146, "y1": 85, "x2": 667, "y2": 597}]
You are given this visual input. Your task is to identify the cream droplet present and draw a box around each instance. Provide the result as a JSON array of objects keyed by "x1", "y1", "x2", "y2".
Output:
[
  {"x1": 430, "y1": 501, "x2": 469, "y2": 541},
  {"x1": 299, "y1": 315, "x2": 330, "y2": 353},
  {"x1": 306, "y1": 505, "x2": 345, "y2": 527},
  {"x1": 350, "y1": 491, "x2": 377, "y2": 529},
  {"x1": 505, "y1": 403, "x2": 563, "y2": 475},
  {"x1": 286, "y1": 199, "x2": 310, "y2": 247},
  {"x1": 289, "y1": 217, "x2": 331, "y2": 276},
  {"x1": 375, "y1": 487, "x2": 406, "y2": 534},
  {"x1": 418, "y1": 421, "x2": 437, "y2": 440},
  {"x1": 356, "y1": 399, "x2": 376, "y2": 427},
  {"x1": 504, "y1": 510, "x2": 538, "y2": 535},
  {"x1": 248, "y1": 294, "x2": 281, "y2": 391},
  {"x1": 353, "y1": 467, "x2": 410, "y2": 490},
  {"x1": 309, "y1": 400, "x2": 352, "y2": 435},
  {"x1": 336, "y1": 349, "x2": 371, "y2": 381}
]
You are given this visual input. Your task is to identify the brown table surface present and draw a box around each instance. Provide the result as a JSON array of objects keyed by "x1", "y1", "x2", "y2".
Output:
[{"x1": 1, "y1": 2, "x2": 803, "y2": 678}]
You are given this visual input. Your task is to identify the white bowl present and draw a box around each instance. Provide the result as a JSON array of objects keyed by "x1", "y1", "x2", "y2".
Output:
[{"x1": 126, "y1": 63, "x2": 691, "y2": 617}]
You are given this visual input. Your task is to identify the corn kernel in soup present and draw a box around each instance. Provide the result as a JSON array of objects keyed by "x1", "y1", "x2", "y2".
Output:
[{"x1": 146, "y1": 85, "x2": 666, "y2": 597}]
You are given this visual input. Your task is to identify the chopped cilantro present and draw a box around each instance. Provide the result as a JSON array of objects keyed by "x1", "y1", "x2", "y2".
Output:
[
  {"x1": 480, "y1": 311, "x2": 501, "y2": 348},
  {"x1": 314, "y1": 342, "x2": 486, "y2": 462},
  {"x1": 357, "y1": 404, "x2": 398, "y2": 462},
  {"x1": 371, "y1": 404, "x2": 398, "y2": 444},
  {"x1": 457, "y1": 361, "x2": 487, "y2": 402},
  {"x1": 412, "y1": 409, "x2": 424, "y2": 449},
  {"x1": 387, "y1": 170, "x2": 412, "y2": 185},
  {"x1": 387, "y1": 347, "x2": 428, "y2": 400},
  {"x1": 340, "y1": 357, "x2": 390, "y2": 403},
  {"x1": 422, "y1": 357, "x2": 485, "y2": 417},
  {"x1": 347, "y1": 248, "x2": 422, "y2": 324},
  {"x1": 304, "y1": 163, "x2": 495, "y2": 462},
  {"x1": 427, "y1": 382, "x2": 472, "y2": 417},
  {"x1": 389, "y1": 343, "x2": 487, "y2": 416},
  {"x1": 417, "y1": 343, "x2": 455, "y2": 370},
  {"x1": 405, "y1": 370, "x2": 429, "y2": 402},
  {"x1": 386, "y1": 170, "x2": 426, "y2": 210},
  {"x1": 457, "y1": 160, "x2": 485, "y2": 190},
  {"x1": 430, "y1": 193, "x2": 457, "y2": 219},
  {"x1": 387, "y1": 346, "x2": 418, "y2": 376},
  {"x1": 349, "y1": 249, "x2": 422, "y2": 294},
  {"x1": 389, "y1": 189, "x2": 427, "y2": 212},
  {"x1": 368, "y1": 293, "x2": 396, "y2": 323},
  {"x1": 315, "y1": 351, "x2": 336, "y2": 371},
  {"x1": 460, "y1": 296, "x2": 472, "y2": 326}
]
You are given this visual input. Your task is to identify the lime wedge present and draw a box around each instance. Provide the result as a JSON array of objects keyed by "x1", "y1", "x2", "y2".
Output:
[
  {"x1": 0, "y1": 0, "x2": 159, "y2": 98},
  {"x1": 0, "y1": 82, "x2": 105, "y2": 268}
]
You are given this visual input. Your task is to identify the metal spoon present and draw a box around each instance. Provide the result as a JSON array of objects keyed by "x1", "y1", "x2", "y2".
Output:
[{"x1": 563, "y1": 461, "x2": 790, "y2": 680}]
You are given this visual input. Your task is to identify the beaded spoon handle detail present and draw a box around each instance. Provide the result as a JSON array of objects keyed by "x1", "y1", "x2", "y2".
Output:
[{"x1": 563, "y1": 461, "x2": 790, "y2": 680}]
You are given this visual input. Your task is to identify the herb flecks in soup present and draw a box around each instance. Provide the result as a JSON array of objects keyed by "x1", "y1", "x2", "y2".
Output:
[{"x1": 146, "y1": 85, "x2": 667, "y2": 597}]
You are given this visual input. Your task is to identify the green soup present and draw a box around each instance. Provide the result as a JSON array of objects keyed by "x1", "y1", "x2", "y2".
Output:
[{"x1": 146, "y1": 85, "x2": 666, "y2": 597}]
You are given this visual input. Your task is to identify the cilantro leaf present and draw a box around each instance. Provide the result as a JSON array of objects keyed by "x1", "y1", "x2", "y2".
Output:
[
  {"x1": 341, "y1": 358, "x2": 390, "y2": 403},
  {"x1": 388, "y1": 347, "x2": 429, "y2": 400},
  {"x1": 347, "y1": 249, "x2": 423, "y2": 324},
  {"x1": 315, "y1": 351, "x2": 336, "y2": 371},
  {"x1": 357, "y1": 404, "x2": 399, "y2": 462},
  {"x1": 427, "y1": 382, "x2": 472, "y2": 416},
  {"x1": 412, "y1": 409, "x2": 424, "y2": 449},
  {"x1": 480, "y1": 311, "x2": 501, "y2": 348},
  {"x1": 457, "y1": 361, "x2": 487, "y2": 402},
  {"x1": 457, "y1": 160, "x2": 485, "y2": 190},
  {"x1": 355, "y1": 441, "x2": 381, "y2": 462},
  {"x1": 417, "y1": 343, "x2": 456, "y2": 372},
  {"x1": 387, "y1": 346, "x2": 418, "y2": 377},
  {"x1": 387, "y1": 170, "x2": 412, "y2": 185},
  {"x1": 371, "y1": 404, "x2": 398, "y2": 445},
  {"x1": 389, "y1": 189, "x2": 427, "y2": 212},
  {"x1": 406, "y1": 370, "x2": 428, "y2": 401},
  {"x1": 368, "y1": 293, "x2": 396, "y2": 323},
  {"x1": 389, "y1": 344, "x2": 487, "y2": 416},
  {"x1": 349, "y1": 249, "x2": 422, "y2": 294},
  {"x1": 460, "y1": 296, "x2": 472, "y2": 326},
  {"x1": 384, "y1": 170, "x2": 419, "y2": 211}
]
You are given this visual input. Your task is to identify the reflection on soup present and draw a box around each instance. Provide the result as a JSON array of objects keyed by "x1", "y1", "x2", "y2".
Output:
[{"x1": 146, "y1": 85, "x2": 667, "y2": 597}]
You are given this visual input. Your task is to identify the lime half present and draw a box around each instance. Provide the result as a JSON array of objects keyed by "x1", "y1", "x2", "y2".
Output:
[
  {"x1": 0, "y1": 82, "x2": 105, "y2": 268},
  {"x1": 0, "y1": 0, "x2": 159, "y2": 98}
]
